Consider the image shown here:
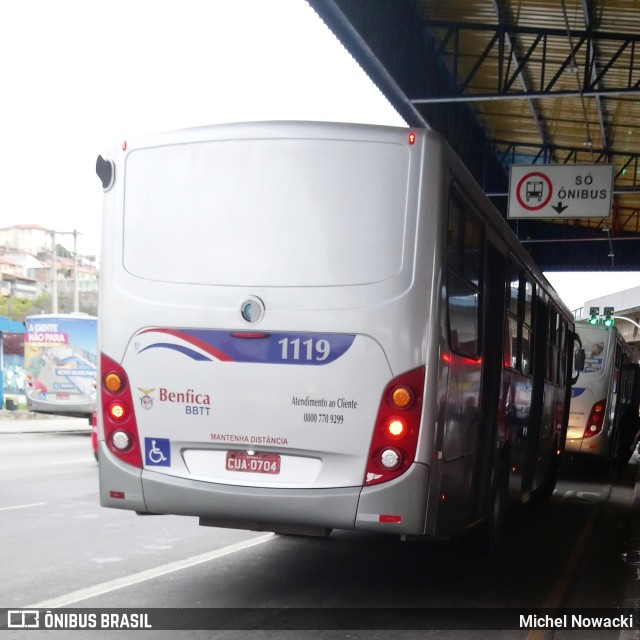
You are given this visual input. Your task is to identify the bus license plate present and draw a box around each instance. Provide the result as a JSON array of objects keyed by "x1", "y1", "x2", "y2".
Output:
[{"x1": 226, "y1": 451, "x2": 281, "y2": 475}]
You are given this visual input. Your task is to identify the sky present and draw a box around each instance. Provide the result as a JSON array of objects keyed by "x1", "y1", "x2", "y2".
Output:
[
  {"x1": 0, "y1": 0, "x2": 637, "y2": 313},
  {"x1": 0, "y1": 0, "x2": 403, "y2": 257},
  {"x1": 545, "y1": 271, "x2": 639, "y2": 313}
]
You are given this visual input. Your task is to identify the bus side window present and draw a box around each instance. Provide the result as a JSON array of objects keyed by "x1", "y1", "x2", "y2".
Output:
[
  {"x1": 546, "y1": 309, "x2": 558, "y2": 384},
  {"x1": 521, "y1": 279, "x2": 534, "y2": 375},
  {"x1": 613, "y1": 347, "x2": 622, "y2": 394},
  {"x1": 503, "y1": 263, "x2": 534, "y2": 375},
  {"x1": 448, "y1": 273, "x2": 479, "y2": 355},
  {"x1": 504, "y1": 263, "x2": 519, "y2": 371},
  {"x1": 558, "y1": 319, "x2": 567, "y2": 386},
  {"x1": 447, "y1": 192, "x2": 483, "y2": 358},
  {"x1": 505, "y1": 315, "x2": 518, "y2": 369}
]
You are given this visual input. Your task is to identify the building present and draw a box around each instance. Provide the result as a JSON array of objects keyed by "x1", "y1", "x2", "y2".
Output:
[
  {"x1": 0, "y1": 224, "x2": 53, "y2": 256},
  {"x1": 0, "y1": 224, "x2": 99, "y2": 313},
  {"x1": 0, "y1": 250, "x2": 40, "y2": 299}
]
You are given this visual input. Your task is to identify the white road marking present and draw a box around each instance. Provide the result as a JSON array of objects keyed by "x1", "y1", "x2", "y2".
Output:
[
  {"x1": 27, "y1": 532, "x2": 277, "y2": 608},
  {"x1": 0, "y1": 502, "x2": 47, "y2": 511},
  {"x1": 0, "y1": 459, "x2": 94, "y2": 470}
]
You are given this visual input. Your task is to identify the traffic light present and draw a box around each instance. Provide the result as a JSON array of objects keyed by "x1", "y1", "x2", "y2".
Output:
[
  {"x1": 603, "y1": 307, "x2": 614, "y2": 328},
  {"x1": 588, "y1": 307, "x2": 600, "y2": 325}
]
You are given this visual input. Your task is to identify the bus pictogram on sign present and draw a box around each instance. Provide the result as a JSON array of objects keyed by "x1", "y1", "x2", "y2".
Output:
[{"x1": 515, "y1": 172, "x2": 553, "y2": 211}]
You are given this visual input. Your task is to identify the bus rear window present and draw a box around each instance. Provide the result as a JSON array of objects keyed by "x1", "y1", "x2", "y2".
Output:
[
  {"x1": 582, "y1": 335, "x2": 605, "y2": 373},
  {"x1": 123, "y1": 138, "x2": 410, "y2": 287}
]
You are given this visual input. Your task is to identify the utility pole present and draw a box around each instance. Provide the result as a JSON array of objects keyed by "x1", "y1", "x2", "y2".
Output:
[
  {"x1": 51, "y1": 230, "x2": 58, "y2": 313},
  {"x1": 52, "y1": 229, "x2": 81, "y2": 313},
  {"x1": 73, "y1": 229, "x2": 79, "y2": 312}
]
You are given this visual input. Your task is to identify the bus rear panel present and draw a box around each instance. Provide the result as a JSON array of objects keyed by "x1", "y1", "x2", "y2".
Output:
[
  {"x1": 25, "y1": 313, "x2": 97, "y2": 419},
  {"x1": 567, "y1": 323, "x2": 639, "y2": 468},
  {"x1": 97, "y1": 121, "x2": 574, "y2": 540}
]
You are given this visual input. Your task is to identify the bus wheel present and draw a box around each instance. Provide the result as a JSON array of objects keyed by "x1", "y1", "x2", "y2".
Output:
[{"x1": 482, "y1": 461, "x2": 509, "y2": 553}]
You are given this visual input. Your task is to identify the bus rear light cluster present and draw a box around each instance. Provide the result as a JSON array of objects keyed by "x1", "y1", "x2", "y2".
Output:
[
  {"x1": 364, "y1": 367, "x2": 425, "y2": 486},
  {"x1": 583, "y1": 399, "x2": 606, "y2": 439},
  {"x1": 101, "y1": 353, "x2": 142, "y2": 468}
]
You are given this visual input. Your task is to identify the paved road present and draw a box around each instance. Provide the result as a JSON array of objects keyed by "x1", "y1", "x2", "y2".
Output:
[
  {"x1": 0, "y1": 413, "x2": 92, "y2": 434},
  {"x1": 1, "y1": 424, "x2": 639, "y2": 639}
]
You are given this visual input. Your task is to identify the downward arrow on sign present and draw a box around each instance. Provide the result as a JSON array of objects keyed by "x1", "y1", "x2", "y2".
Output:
[{"x1": 552, "y1": 202, "x2": 568, "y2": 213}]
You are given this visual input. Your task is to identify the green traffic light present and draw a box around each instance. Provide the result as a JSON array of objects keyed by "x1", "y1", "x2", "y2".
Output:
[
  {"x1": 589, "y1": 315, "x2": 599, "y2": 325},
  {"x1": 603, "y1": 316, "x2": 614, "y2": 328}
]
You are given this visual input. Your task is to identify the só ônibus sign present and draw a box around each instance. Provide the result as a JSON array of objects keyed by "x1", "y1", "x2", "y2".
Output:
[{"x1": 508, "y1": 164, "x2": 613, "y2": 219}]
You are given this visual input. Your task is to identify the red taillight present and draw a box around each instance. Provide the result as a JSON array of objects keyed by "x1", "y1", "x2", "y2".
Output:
[
  {"x1": 386, "y1": 418, "x2": 406, "y2": 438},
  {"x1": 364, "y1": 367, "x2": 425, "y2": 486},
  {"x1": 108, "y1": 400, "x2": 128, "y2": 421},
  {"x1": 583, "y1": 399, "x2": 607, "y2": 439},
  {"x1": 101, "y1": 353, "x2": 142, "y2": 468}
]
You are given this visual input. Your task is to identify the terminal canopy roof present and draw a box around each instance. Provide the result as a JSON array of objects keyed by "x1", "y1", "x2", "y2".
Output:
[{"x1": 307, "y1": 0, "x2": 640, "y2": 271}]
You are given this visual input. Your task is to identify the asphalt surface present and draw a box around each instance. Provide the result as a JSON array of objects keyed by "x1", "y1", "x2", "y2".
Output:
[
  {"x1": 0, "y1": 411, "x2": 92, "y2": 433},
  {"x1": 2, "y1": 411, "x2": 639, "y2": 639}
]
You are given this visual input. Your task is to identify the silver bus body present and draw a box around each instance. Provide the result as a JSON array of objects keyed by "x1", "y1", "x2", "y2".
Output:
[
  {"x1": 96, "y1": 122, "x2": 575, "y2": 539},
  {"x1": 567, "y1": 323, "x2": 639, "y2": 467}
]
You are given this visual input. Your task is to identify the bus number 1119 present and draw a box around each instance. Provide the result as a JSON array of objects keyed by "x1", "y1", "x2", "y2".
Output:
[{"x1": 278, "y1": 337, "x2": 330, "y2": 362}]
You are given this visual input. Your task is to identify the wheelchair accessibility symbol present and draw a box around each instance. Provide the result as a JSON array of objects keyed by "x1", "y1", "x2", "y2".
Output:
[{"x1": 145, "y1": 437, "x2": 171, "y2": 467}]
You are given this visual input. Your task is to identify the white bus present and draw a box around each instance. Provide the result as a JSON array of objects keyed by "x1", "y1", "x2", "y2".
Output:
[
  {"x1": 95, "y1": 121, "x2": 577, "y2": 546},
  {"x1": 567, "y1": 322, "x2": 640, "y2": 472},
  {"x1": 24, "y1": 313, "x2": 97, "y2": 419}
]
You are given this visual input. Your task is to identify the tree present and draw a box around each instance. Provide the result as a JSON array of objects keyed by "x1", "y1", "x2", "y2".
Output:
[
  {"x1": 56, "y1": 243, "x2": 72, "y2": 259},
  {"x1": 0, "y1": 294, "x2": 52, "y2": 322}
]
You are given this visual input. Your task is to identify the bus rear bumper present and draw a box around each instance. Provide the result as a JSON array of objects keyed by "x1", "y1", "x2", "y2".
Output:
[
  {"x1": 99, "y1": 444, "x2": 431, "y2": 535},
  {"x1": 26, "y1": 396, "x2": 95, "y2": 419},
  {"x1": 98, "y1": 443, "x2": 145, "y2": 511},
  {"x1": 355, "y1": 462, "x2": 430, "y2": 534},
  {"x1": 565, "y1": 435, "x2": 607, "y2": 457},
  {"x1": 142, "y1": 470, "x2": 361, "y2": 531}
]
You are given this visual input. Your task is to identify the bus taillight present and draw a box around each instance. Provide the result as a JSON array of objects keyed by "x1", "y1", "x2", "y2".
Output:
[
  {"x1": 108, "y1": 400, "x2": 128, "y2": 421},
  {"x1": 391, "y1": 385, "x2": 414, "y2": 409},
  {"x1": 364, "y1": 367, "x2": 425, "y2": 486},
  {"x1": 583, "y1": 399, "x2": 607, "y2": 438},
  {"x1": 386, "y1": 418, "x2": 406, "y2": 438},
  {"x1": 111, "y1": 429, "x2": 132, "y2": 452},
  {"x1": 104, "y1": 371, "x2": 124, "y2": 394},
  {"x1": 101, "y1": 354, "x2": 142, "y2": 468}
]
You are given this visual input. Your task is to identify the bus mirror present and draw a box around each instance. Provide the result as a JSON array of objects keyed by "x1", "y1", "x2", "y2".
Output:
[
  {"x1": 574, "y1": 348, "x2": 585, "y2": 373},
  {"x1": 96, "y1": 155, "x2": 115, "y2": 191}
]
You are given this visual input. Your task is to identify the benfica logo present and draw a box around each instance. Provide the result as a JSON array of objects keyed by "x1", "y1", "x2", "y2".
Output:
[{"x1": 138, "y1": 387, "x2": 156, "y2": 410}]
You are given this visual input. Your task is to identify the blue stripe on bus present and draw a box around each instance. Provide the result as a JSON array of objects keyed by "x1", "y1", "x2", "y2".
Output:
[{"x1": 137, "y1": 329, "x2": 356, "y2": 365}]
